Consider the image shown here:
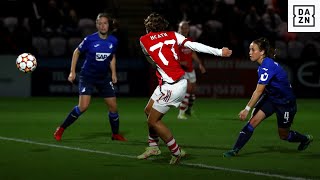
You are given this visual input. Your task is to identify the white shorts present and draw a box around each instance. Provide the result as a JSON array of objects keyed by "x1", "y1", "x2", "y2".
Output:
[
  {"x1": 151, "y1": 79, "x2": 187, "y2": 114},
  {"x1": 183, "y1": 70, "x2": 196, "y2": 83}
]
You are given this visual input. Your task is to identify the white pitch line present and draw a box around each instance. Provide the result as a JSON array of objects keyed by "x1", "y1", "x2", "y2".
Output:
[
  {"x1": 0, "y1": 136, "x2": 312, "y2": 180},
  {"x1": 0, "y1": 136, "x2": 136, "y2": 159}
]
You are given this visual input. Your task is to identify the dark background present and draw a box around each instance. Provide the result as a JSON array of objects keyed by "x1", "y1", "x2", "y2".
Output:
[{"x1": 1, "y1": 0, "x2": 319, "y2": 98}]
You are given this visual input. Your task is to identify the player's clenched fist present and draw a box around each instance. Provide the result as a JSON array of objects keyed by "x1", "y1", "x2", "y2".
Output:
[{"x1": 222, "y1": 47, "x2": 232, "y2": 57}]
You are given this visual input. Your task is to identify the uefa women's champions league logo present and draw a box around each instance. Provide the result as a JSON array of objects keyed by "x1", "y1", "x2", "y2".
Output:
[{"x1": 288, "y1": 0, "x2": 320, "y2": 32}]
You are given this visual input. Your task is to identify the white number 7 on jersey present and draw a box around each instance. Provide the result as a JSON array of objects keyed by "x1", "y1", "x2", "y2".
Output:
[{"x1": 149, "y1": 39, "x2": 178, "y2": 65}]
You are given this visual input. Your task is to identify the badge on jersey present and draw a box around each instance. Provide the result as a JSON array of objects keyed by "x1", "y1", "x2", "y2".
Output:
[{"x1": 260, "y1": 72, "x2": 269, "y2": 81}]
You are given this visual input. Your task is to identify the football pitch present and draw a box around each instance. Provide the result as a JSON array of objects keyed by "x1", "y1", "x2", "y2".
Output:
[{"x1": 0, "y1": 97, "x2": 319, "y2": 180}]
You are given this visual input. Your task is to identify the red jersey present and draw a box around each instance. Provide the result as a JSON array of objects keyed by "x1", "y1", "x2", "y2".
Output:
[
  {"x1": 178, "y1": 37, "x2": 194, "y2": 72},
  {"x1": 140, "y1": 31, "x2": 186, "y2": 84}
]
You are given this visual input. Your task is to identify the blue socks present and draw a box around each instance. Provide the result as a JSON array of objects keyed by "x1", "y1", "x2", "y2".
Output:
[
  {"x1": 61, "y1": 106, "x2": 82, "y2": 129},
  {"x1": 233, "y1": 123, "x2": 255, "y2": 150},
  {"x1": 286, "y1": 130, "x2": 308, "y2": 142},
  {"x1": 109, "y1": 112, "x2": 119, "y2": 134},
  {"x1": 60, "y1": 108, "x2": 120, "y2": 135}
]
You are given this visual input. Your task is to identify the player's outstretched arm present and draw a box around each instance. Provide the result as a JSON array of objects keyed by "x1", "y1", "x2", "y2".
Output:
[
  {"x1": 184, "y1": 41, "x2": 232, "y2": 57},
  {"x1": 175, "y1": 32, "x2": 232, "y2": 57}
]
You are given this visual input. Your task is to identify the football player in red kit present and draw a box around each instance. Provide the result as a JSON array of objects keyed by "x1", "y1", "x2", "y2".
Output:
[
  {"x1": 177, "y1": 21, "x2": 206, "y2": 120},
  {"x1": 138, "y1": 13, "x2": 232, "y2": 164}
]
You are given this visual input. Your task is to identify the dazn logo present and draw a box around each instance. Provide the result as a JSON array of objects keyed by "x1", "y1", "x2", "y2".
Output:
[{"x1": 293, "y1": 5, "x2": 315, "y2": 27}]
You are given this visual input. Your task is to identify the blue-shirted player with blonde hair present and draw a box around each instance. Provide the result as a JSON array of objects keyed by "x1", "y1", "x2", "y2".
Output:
[
  {"x1": 54, "y1": 13, "x2": 126, "y2": 141},
  {"x1": 223, "y1": 37, "x2": 313, "y2": 157}
]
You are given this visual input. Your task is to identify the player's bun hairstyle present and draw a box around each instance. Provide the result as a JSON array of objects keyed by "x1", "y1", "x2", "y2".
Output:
[
  {"x1": 253, "y1": 37, "x2": 277, "y2": 58},
  {"x1": 96, "y1": 12, "x2": 114, "y2": 32},
  {"x1": 144, "y1": 13, "x2": 169, "y2": 32},
  {"x1": 178, "y1": 21, "x2": 189, "y2": 28},
  {"x1": 178, "y1": 20, "x2": 189, "y2": 34}
]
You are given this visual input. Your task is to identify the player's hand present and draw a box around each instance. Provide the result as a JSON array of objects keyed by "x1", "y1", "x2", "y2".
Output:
[
  {"x1": 199, "y1": 64, "x2": 206, "y2": 74},
  {"x1": 238, "y1": 109, "x2": 249, "y2": 121},
  {"x1": 221, "y1": 47, "x2": 232, "y2": 57},
  {"x1": 112, "y1": 74, "x2": 117, "y2": 84},
  {"x1": 68, "y1": 72, "x2": 76, "y2": 83}
]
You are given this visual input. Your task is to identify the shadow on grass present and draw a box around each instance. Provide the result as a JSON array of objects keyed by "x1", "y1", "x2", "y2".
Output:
[
  {"x1": 63, "y1": 131, "x2": 129, "y2": 141},
  {"x1": 304, "y1": 153, "x2": 320, "y2": 158},
  {"x1": 180, "y1": 144, "x2": 230, "y2": 151},
  {"x1": 80, "y1": 132, "x2": 111, "y2": 140},
  {"x1": 62, "y1": 131, "x2": 231, "y2": 152},
  {"x1": 186, "y1": 116, "x2": 239, "y2": 122},
  {"x1": 237, "y1": 145, "x2": 304, "y2": 157},
  {"x1": 148, "y1": 151, "x2": 196, "y2": 164}
]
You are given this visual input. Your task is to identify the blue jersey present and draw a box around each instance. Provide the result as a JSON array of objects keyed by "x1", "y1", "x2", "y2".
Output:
[
  {"x1": 257, "y1": 57, "x2": 295, "y2": 104},
  {"x1": 78, "y1": 32, "x2": 118, "y2": 79}
]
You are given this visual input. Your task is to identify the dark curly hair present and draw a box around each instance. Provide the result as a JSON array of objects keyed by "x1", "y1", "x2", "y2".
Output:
[
  {"x1": 252, "y1": 37, "x2": 277, "y2": 58},
  {"x1": 144, "y1": 13, "x2": 169, "y2": 32}
]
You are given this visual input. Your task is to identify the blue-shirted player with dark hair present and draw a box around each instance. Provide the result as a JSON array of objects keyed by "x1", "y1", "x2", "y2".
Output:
[
  {"x1": 223, "y1": 37, "x2": 313, "y2": 157},
  {"x1": 54, "y1": 13, "x2": 126, "y2": 141}
]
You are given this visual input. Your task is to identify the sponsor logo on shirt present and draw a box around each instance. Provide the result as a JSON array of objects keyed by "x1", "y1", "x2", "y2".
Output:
[{"x1": 96, "y1": 53, "x2": 111, "y2": 61}]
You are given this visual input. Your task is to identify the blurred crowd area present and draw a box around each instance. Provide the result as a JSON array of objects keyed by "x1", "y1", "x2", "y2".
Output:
[
  {"x1": 0, "y1": 0, "x2": 121, "y2": 58},
  {"x1": 0, "y1": 0, "x2": 320, "y2": 62},
  {"x1": 156, "y1": 0, "x2": 320, "y2": 62}
]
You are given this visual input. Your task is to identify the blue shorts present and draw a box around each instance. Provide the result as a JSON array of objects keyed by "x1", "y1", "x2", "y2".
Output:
[
  {"x1": 253, "y1": 94, "x2": 297, "y2": 128},
  {"x1": 78, "y1": 76, "x2": 115, "y2": 98}
]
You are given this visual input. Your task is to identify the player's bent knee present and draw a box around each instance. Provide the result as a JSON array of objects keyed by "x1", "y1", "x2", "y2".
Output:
[{"x1": 78, "y1": 105, "x2": 89, "y2": 113}]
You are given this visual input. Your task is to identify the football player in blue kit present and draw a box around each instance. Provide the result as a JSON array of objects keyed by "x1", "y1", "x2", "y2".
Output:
[
  {"x1": 54, "y1": 13, "x2": 126, "y2": 141},
  {"x1": 223, "y1": 37, "x2": 313, "y2": 157}
]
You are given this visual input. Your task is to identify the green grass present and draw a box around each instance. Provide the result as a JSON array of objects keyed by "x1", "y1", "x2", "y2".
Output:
[{"x1": 0, "y1": 97, "x2": 319, "y2": 180}]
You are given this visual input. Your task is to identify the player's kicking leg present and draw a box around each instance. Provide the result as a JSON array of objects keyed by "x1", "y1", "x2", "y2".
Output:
[{"x1": 54, "y1": 105, "x2": 83, "y2": 141}]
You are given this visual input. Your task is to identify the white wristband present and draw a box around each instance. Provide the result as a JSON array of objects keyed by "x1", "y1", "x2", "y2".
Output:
[{"x1": 245, "y1": 105, "x2": 251, "y2": 111}]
